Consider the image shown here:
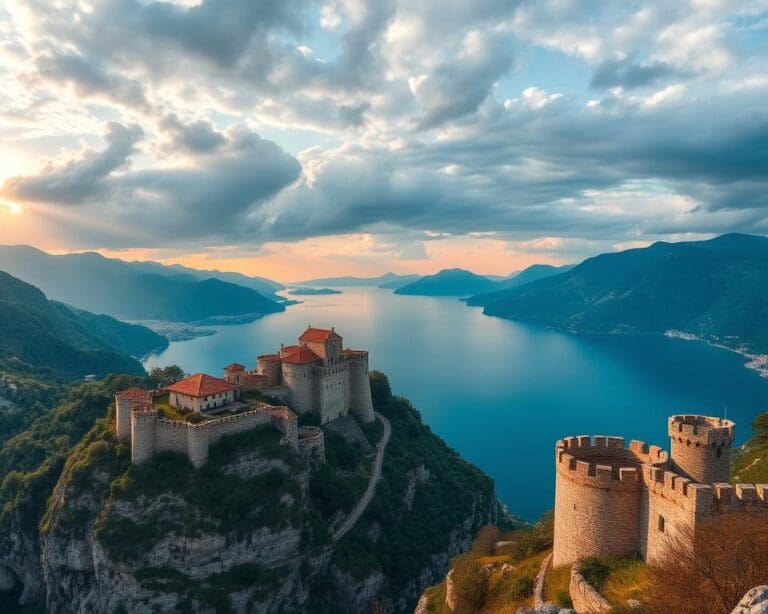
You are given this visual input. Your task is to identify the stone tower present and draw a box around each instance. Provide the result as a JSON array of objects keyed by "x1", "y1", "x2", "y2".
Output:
[
  {"x1": 131, "y1": 402, "x2": 158, "y2": 464},
  {"x1": 115, "y1": 388, "x2": 151, "y2": 443},
  {"x1": 552, "y1": 436, "x2": 668, "y2": 567},
  {"x1": 668, "y1": 414, "x2": 734, "y2": 484},
  {"x1": 345, "y1": 350, "x2": 375, "y2": 423}
]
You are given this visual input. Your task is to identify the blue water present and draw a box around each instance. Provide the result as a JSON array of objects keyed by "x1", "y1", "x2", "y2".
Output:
[{"x1": 143, "y1": 288, "x2": 768, "y2": 521}]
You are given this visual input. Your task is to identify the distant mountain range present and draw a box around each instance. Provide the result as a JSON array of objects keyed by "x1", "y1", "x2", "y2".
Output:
[
  {"x1": 470, "y1": 233, "x2": 768, "y2": 354},
  {"x1": 296, "y1": 272, "x2": 421, "y2": 290},
  {"x1": 0, "y1": 245, "x2": 285, "y2": 323},
  {"x1": 395, "y1": 268, "x2": 497, "y2": 296},
  {"x1": 0, "y1": 271, "x2": 161, "y2": 379},
  {"x1": 467, "y1": 264, "x2": 573, "y2": 303}
]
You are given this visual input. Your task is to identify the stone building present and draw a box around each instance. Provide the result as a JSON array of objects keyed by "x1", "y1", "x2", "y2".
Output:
[
  {"x1": 223, "y1": 326, "x2": 375, "y2": 424},
  {"x1": 165, "y1": 373, "x2": 237, "y2": 412},
  {"x1": 553, "y1": 415, "x2": 768, "y2": 567}
]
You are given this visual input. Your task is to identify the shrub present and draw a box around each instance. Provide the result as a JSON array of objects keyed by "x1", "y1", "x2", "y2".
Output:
[
  {"x1": 509, "y1": 574, "x2": 535, "y2": 600},
  {"x1": 646, "y1": 514, "x2": 768, "y2": 614},
  {"x1": 579, "y1": 557, "x2": 611, "y2": 591}
]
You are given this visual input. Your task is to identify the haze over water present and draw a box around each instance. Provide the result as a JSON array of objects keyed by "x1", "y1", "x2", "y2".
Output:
[{"x1": 144, "y1": 288, "x2": 768, "y2": 521}]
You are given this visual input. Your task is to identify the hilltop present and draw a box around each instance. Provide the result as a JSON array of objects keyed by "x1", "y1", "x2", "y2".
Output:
[
  {"x1": 0, "y1": 372, "x2": 500, "y2": 613},
  {"x1": 0, "y1": 245, "x2": 285, "y2": 323},
  {"x1": 296, "y1": 272, "x2": 421, "y2": 290},
  {"x1": 395, "y1": 269, "x2": 496, "y2": 297},
  {"x1": 470, "y1": 234, "x2": 768, "y2": 354},
  {"x1": 0, "y1": 271, "x2": 161, "y2": 379}
]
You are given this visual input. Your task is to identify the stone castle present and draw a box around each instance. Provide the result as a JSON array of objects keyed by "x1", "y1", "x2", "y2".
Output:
[
  {"x1": 223, "y1": 326, "x2": 375, "y2": 424},
  {"x1": 115, "y1": 326, "x2": 369, "y2": 468},
  {"x1": 553, "y1": 414, "x2": 768, "y2": 567}
]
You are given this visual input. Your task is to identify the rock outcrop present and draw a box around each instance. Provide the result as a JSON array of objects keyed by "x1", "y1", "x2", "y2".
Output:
[{"x1": 732, "y1": 586, "x2": 768, "y2": 614}]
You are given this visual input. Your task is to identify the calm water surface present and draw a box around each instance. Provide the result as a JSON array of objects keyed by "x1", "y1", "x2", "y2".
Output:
[{"x1": 144, "y1": 288, "x2": 768, "y2": 520}]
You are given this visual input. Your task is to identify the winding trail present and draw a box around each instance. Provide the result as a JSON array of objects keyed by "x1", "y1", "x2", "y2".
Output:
[{"x1": 333, "y1": 411, "x2": 391, "y2": 541}]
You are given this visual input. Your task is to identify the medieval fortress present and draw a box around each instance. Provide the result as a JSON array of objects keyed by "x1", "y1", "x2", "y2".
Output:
[
  {"x1": 115, "y1": 327, "x2": 372, "y2": 468},
  {"x1": 553, "y1": 414, "x2": 768, "y2": 567}
]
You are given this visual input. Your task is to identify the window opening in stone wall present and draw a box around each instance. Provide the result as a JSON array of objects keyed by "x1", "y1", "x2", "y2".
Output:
[{"x1": 658, "y1": 514, "x2": 665, "y2": 532}]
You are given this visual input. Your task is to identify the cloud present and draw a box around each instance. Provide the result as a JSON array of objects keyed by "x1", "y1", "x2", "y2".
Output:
[
  {"x1": 35, "y1": 51, "x2": 150, "y2": 110},
  {"x1": 2, "y1": 122, "x2": 144, "y2": 204},
  {"x1": 590, "y1": 56, "x2": 686, "y2": 90},
  {"x1": 159, "y1": 114, "x2": 226, "y2": 153}
]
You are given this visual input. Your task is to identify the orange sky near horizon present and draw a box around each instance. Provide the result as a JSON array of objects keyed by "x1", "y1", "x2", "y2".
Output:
[{"x1": 93, "y1": 234, "x2": 574, "y2": 283}]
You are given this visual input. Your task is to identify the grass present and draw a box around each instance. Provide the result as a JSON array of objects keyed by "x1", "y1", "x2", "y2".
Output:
[
  {"x1": 480, "y1": 550, "x2": 546, "y2": 613},
  {"x1": 152, "y1": 394, "x2": 206, "y2": 423},
  {"x1": 732, "y1": 412, "x2": 768, "y2": 483},
  {"x1": 600, "y1": 559, "x2": 651, "y2": 607},
  {"x1": 544, "y1": 563, "x2": 572, "y2": 609}
]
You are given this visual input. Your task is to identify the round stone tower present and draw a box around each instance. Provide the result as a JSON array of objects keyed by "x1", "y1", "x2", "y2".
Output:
[
  {"x1": 344, "y1": 350, "x2": 375, "y2": 423},
  {"x1": 668, "y1": 414, "x2": 734, "y2": 484},
  {"x1": 257, "y1": 354, "x2": 282, "y2": 386},
  {"x1": 115, "y1": 388, "x2": 150, "y2": 443},
  {"x1": 553, "y1": 435, "x2": 668, "y2": 567}
]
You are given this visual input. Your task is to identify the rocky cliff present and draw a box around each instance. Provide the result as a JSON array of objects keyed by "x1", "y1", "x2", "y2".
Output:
[{"x1": 0, "y1": 372, "x2": 499, "y2": 613}]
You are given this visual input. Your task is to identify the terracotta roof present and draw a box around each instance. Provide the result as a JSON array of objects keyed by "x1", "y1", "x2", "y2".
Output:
[
  {"x1": 258, "y1": 354, "x2": 281, "y2": 361},
  {"x1": 115, "y1": 387, "x2": 151, "y2": 400},
  {"x1": 224, "y1": 363, "x2": 245, "y2": 372},
  {"x1": 166, "y1": 373, "x2": 236, "y2": 398},
  {"x1": 282, "y1": 346, "x2": 322, "y2": 365},
  {"x1": 299, "y1": 327, "x2": 339, "y2": 343}
]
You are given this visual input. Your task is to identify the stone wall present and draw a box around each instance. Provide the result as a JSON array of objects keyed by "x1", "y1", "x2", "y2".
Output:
[
  {"x1": 570, "y1": 561, "x2": 611, "y2": 614},
  {"x1": 129, "y1": 403, "x2": 298, "y2": 468},
  {"x1": 317, "y1": 364, "x2": 349, "y2": 423},
  {"x1": 281, "y1": 362, "x2": 315, "y2": 413}
]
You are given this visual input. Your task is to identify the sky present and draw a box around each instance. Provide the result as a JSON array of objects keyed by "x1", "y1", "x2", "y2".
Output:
[{"x1": 0, "y1": 0, "x2": 767, "y2": 282}]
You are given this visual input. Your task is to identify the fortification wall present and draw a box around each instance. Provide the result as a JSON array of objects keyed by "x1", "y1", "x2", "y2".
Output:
[
  {"x1": 115, "y1": 398, "x2": 132, "y2": 442},
  {"x1": 640, "y1": 464, "x2": 768, "y2": 563},
  {"x1": 346, "y1": 352, "x2": 375, "y2": 423},
  {"x1": 553, "y1": 436, "x2": 667, "y2": 566},
  {"x1": 570, "y1": 561, "x2": 611, "y2": 614},
  {"x1": 131, "y1": 405, "x2": 296, "y2": 468},
  {"x1": 281, "y1": 362, "x2": 315, "y2": 413},
  {"x1": 669, "y1": 415, "x2": 734, "y2": 484},
  {"x1": 317, "y1": 364, "x2": 348, "y2": 423}
]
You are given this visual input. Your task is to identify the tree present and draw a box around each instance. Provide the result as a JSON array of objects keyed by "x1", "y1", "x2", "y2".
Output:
[
  {"x1": 647, "y1": 513, "x2": 768, "y2": 613},
  {"x1": 149, "y1": 365, "x2": 184, "y2": 387},
  {"x1": 450, "y1": 554, "x2": 489, "y2": 612}
]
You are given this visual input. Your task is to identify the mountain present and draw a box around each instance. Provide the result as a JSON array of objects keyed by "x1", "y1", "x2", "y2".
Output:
[
  {"x1": 0, "y1": 245, "x2": 285, "y2": 322},
  {"x1": 0, "y1": 271, "x2": 159, "y2": 379},
  {"x1": 0, "y1": 372, "x2": 500, "y2": 613},
  {"x1": 473, "y1": 233, "x2": 768, "y2": 353},
  {"x1": 466, "y1": 263, "x2": 574, "y2": 304},
  {"x1": 128, "y1": 260, "x2": 285, "y2": 300},
  {"x1": 297, "y1": 272, "x2": 421, "y2": 289},
  {"x1": 394, "y1": 268, "x2": 496, "y2": 296}
]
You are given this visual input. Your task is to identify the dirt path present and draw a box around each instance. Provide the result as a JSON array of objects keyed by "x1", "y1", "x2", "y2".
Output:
[{"x1": 333, "y1": 411, "x2": 391, "y2": 541}]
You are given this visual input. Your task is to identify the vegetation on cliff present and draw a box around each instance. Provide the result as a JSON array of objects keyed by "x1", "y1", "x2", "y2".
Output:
[
  {"x1": 319, "y1": 371, "x2": 500, "y2": 611},
  {"x1": 732, "y1": 410, "x2": 768, "y2": 484}
]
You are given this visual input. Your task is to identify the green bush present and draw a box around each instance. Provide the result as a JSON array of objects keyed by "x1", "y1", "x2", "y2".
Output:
[
  {"x1": 580, "y1": 557, "x2": 611, "y2": 591},
  {"x1": 509, "y1": 574, "x2": 535, "y2": 600}
]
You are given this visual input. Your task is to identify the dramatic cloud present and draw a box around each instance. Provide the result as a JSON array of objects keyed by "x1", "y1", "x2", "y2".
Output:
[{"x1": 1, "y1": 0, "x2": 768, "y2": 272}]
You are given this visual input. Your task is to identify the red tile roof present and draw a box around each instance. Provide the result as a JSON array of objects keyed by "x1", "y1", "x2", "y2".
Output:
[
  {"x1": 258, "y1": 354, "x2": 281, "y2": 362},
  {"x1": 224, "y1": 363, "x2": 245, "y2": 372},
  {"x1": 115, "y1": 387, "x2": 151, "y2": 400},
  {"x1": 299, "y1": 327, "x2": 339, "y2": 343},
  {"x1": 166, "y1": 373, "x2": 236, "y2": 398},
  {"x1": 282, "y1": 346, "x2": 322, "y2": 364},
  {"x1": 281, "y1": 345, "x2": 299, "y2": 354}
]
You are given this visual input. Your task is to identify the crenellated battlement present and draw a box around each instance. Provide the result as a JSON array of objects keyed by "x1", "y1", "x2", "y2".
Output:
[
  {"x1": 668, "y1": 415, "x2": 734, "y2": 446},
  {"x1": 556, "y1": 435, "x2": 667, "y2": 490},
  {"x1": 643, "y1": 465, "x2": 768, "y2": 515}
]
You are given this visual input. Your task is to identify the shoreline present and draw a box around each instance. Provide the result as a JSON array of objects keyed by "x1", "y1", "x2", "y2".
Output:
[{"x1": 665, "y1": 330, "x2": 768, "y2": 378}]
